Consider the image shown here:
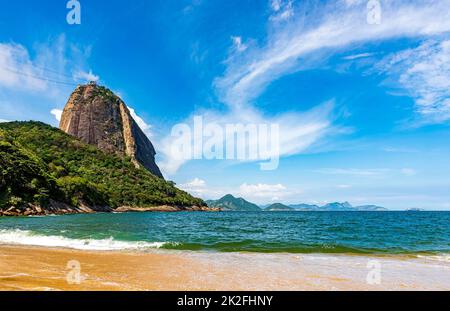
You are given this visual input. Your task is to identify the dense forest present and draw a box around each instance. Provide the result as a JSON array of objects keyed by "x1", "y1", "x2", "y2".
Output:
[{"x1": 0, "y1": 121, "x2": 205, "y2": 212}]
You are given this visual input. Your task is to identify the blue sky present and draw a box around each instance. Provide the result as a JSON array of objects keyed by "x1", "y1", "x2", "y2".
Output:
[{"x1": 1, "y1": 0, "x2": 450, "y2": 210}]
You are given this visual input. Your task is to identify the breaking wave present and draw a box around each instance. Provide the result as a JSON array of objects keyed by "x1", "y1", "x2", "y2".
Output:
[{"x1": 0, "y1": 229, "x2": 175, "y2": 251}]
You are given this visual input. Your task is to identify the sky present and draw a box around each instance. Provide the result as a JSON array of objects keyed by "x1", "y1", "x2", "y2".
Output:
[{"x1": 0, "y1": 0, "x2": 450, "y2": 210}]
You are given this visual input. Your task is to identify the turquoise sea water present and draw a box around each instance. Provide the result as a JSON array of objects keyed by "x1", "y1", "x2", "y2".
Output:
[{"x1": 0, "y1": 212, "x2": 449, "y2": 255}]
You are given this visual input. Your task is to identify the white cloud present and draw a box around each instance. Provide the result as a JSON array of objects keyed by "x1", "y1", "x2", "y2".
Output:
[
  {"x1": 315, "y1": 168, "x2": 390, "y2": 176},
  {"x1": 270, "y1": 0, "x2": 282, "y2": 11},
  {"x1": 179, "y1": 179, "x2": 296, "y2": 203},
  {"x1": 375, "y1": 40, "x2": 450, "y2": 123},
  {"x1": 342, "y1": 52, "x2": 375, "y2": 60},
  {"x1": 240, "y1": 183, "x2": 285, "y2": 196},
  {"x1": 179, "y1": 178, "x2": 226, "y2": 198},
  {"x1": 159, "y1": 102, "x2": 334, "y2": 175},
  {"x1": 73, "y1": 70, "x2": 99, "y2": 83},
  {"x1": 337, "y1": 184, "x2": 352, "y2": 189},
  {"x1": 160, "y1": 1, "x2": 450, "y2": 175},
  {"x1": 112, "y1": 90, "x2": 124, "y2": 99},
  {"x1": 401, "y1": 168, "x2": 417, "y2": 176},
  {"x1": 183, "y1": 0, "x2": 203, "y2": 14},
  {"x1": 0, "y1": 35, "x2": 98, "y2": 102},
  {"x1": 179, "y1": 178, "x2": 207, "y2": 195},
  {"x1": 343, "y1": 0, "x2": 364, "y2": 7},
  {"x1": 0, "y1": 119, "x2": 9, "y2": 123},
  {"x1": 238, "y1": 183, "x2": 298, "y2": 203},
  {"x1": 216, "y1": 1, "x2": 450, "y2": 110},
  {"x1": 382, "y1": 146, "x2": 417, "y2": 153},
  {"x1": 0, "y1": 37, "x2": 84, "y2": 122},
  {"x1": 270, "y1": 0, "x2": 293, "y2": 21},
  {"x1": 50, "y1": 109, "x2": 63, "y2": 122},
  {"x1": 127, "y1": 106, "x2": 153, "y2": 138},
  {"x1": 185, "y1": 177, "x2": 206, "y2": 188},
  {"x1": 0, "y1": 43, "x2": 48, "y2": 91},
  {"x1": 316, "y1": 168, "x2": 418, "y2": 177},
  {"x1": 231, "y1": 36, "x2": 247, "y2": 52}
]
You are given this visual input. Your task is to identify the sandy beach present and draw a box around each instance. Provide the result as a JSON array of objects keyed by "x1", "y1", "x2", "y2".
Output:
[{"x1": 0, "y1": 245, "x2": 448, "y2": 291}]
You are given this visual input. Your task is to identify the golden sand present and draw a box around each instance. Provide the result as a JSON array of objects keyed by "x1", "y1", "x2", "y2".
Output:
[{"x1": 0, "y1": 245, "x2": 448, "y2": 291}]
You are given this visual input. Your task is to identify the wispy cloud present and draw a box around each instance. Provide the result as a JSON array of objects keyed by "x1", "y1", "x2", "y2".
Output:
[
  {"x1": 0, "y1": 43, "x2": 48, "y2": 91},
  {"x1": 239, "y1": 183, "x2": 290, "y2": 202},
  {"x1": 342, "y1": 52, "x2": 375, "y2": 60},
  {"x1": 0, "y1": 35, "x2": 99, "y2": 124},
  {"x1": 401, "y1": 168, "x2": 417, "y2": 176},
  {"x1": 375, "y1": 40, "x2": 450, "y2": 124},
  {"x1": 127, "y1": 106, "x2": 153, "y2": 138},
  {"x1": 314, "y1": 168, "x2": 391, "y2": 176},
  {"x1": 183, "y1": 0, "x2": 203, "y2": 14},
  {"x1": 231, "y1": 36, "x2": 247, "y2": 52},
  {"x1": 159, "y1": 101, "x2": 335, "y2": 175},
  {"x1": 179, "y1": 178, "x2": 227, "y2": 199},
  {"x1": 270, "y1": 0, "x2": 282, "y2": 11},
  {"x1": 315, "y1": 168, "x2": 418, "y2": 177},
  {"x1": 50, "y1": 109, "x2": 63, "y2": 122},
  {"x1": 179, "y1": 178, "x2": 207, "y2": 195},
  {"x1": 216, "y1": 1, "x2": 450, "y2": 109},
  {"x1": 179, "y1": 179, "x2": 299, "y2": 203},
  {"x1": 160, "y1": 0, "x2": 450, "y2": 175},
  {"x1": 382, "y1": 146, "x2": 418, "y2": 153},
  {"x1": 270, "y1": 0, "x2": 294, "y2": 21},
  {"x1": 343, "y1": 0, "x2": 364, "y2": 7},
  {"x1": 0, "y1": 35, "x2": 97, "y2": 96},
  {"x1": 73, "y1": 69, "x2": 99, "y2": 83},
  {"x1": 337, "y1": 184, "x2": 352, "y2": 189}
]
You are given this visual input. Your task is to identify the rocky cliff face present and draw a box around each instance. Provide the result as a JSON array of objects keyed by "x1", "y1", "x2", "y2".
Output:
[{"x1": 60, "y1": 83, "x2": 163, "y2": 178}]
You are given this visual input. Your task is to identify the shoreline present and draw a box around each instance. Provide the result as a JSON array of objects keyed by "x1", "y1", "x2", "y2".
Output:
[
  {"x1": 0, "y1": 205, "x2": 220, "y2": 217},
  {"x1": 0, "y1": 244, "x2": 448, "y2": 291}
]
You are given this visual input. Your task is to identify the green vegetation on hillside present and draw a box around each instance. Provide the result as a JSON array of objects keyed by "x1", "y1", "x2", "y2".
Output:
[
  {"x1": 0, "y1": 121, "x2": 204, "y2": 210},
  {"x1": 92, "y1": 84, "x2": 117, "y2": 102},
  {"x1": 206, "y1": 194, "x2": 262, "y2": 211}
]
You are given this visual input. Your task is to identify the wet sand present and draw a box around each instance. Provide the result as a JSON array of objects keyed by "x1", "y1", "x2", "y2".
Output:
[{"x1": 0, "y1": 245, "x2": 449, "y2": 291}]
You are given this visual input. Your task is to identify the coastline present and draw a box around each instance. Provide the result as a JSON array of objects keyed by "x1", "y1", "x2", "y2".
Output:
[
  {"x1": 0, "y1": 204, "x2": 220, "y2": 217},
  {"x1": 0, "y1": 245, "x2": 448, "y2": 291}
]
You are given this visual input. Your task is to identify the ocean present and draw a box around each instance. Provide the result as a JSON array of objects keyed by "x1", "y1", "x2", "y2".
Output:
[{"x1": 0, "y1": 211, "x2": 449, "y2": 256}]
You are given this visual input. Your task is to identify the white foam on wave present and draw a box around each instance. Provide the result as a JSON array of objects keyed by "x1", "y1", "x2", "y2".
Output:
[
  {"x1": 0, "y1": 229, "x2": 175, "y2": 251},
  {"x1": 417, "y1": 254, "x2": 450, "y2": 263}
]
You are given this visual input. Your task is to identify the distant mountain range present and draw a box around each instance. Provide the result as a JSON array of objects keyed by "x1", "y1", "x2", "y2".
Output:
[
  {"x1": 289, "y1": 202, "x2": 387, "y2": 211},
  {"x1": 264, "y1": 203, "x2": 295, "y2": 211},
  {"x1": 207, "y1": 195, "x2": 388, "y2": 212}
]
